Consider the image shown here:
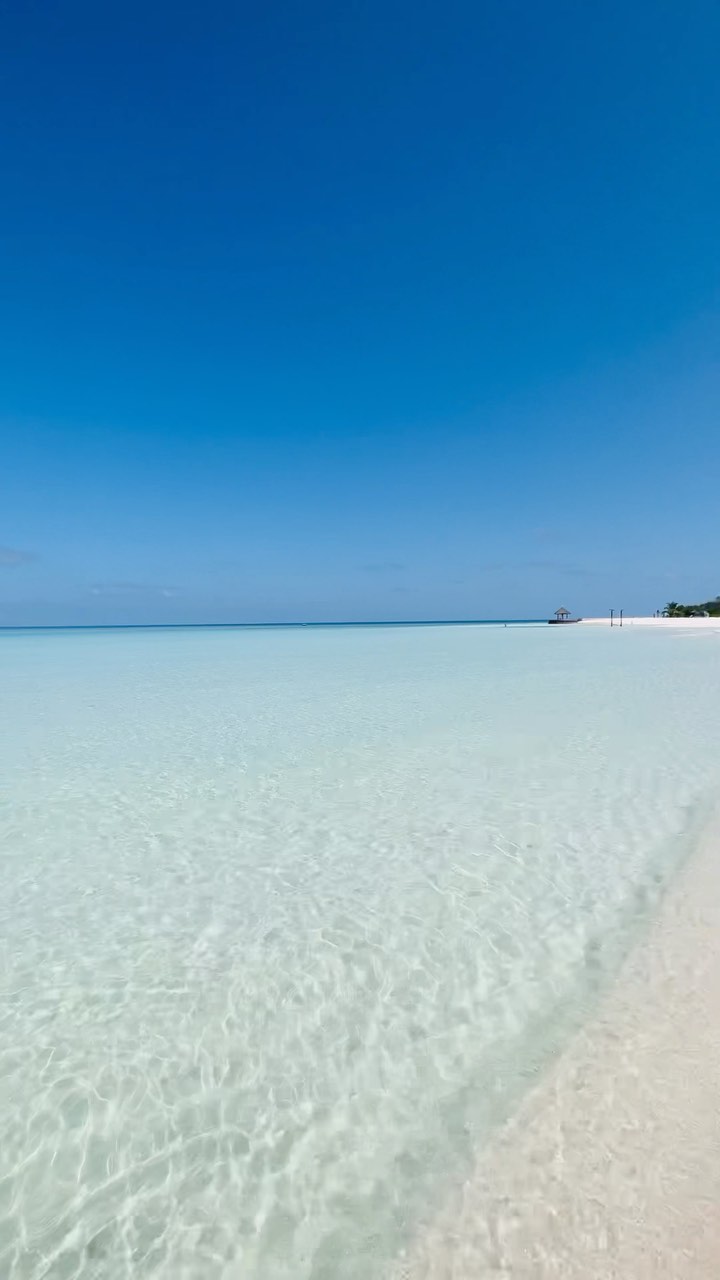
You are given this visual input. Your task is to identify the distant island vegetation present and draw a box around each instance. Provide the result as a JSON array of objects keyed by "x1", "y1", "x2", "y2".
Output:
[{"x1": 663, "y1": 596, "x2": 720, "y2": 618}]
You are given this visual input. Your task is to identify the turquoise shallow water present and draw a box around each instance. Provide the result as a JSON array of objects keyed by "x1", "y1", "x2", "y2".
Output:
[{"x1": 1, "y1": 623, "x2": 720, "y2": 1279}]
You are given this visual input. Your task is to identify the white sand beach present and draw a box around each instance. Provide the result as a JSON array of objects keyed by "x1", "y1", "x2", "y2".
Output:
[
  {"x1": 394, "y1": 820, "x2": 720, "y2": 1278},
  {"x1": 579, "y1": 615, "x2": 720, "y2": 630}
]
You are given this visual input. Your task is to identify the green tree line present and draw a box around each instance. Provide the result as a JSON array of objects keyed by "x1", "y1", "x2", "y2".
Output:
[{"x1": 662, "y1": 596, "x2": 720, "y2": 617}]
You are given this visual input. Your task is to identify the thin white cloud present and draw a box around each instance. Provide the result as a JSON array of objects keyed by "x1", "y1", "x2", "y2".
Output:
[
  {"x1": 0, "y1": 545, "x2": 35, "y2": 566},
  {"x1": 478, "y1": 561, "x2": 601, "y2": 578},
  {"x1": 360, "y1": 561, "x2": 406, "y2": 574},
  {"x1": 89, "y1": 582, "x2": 179, "y2": 598}
]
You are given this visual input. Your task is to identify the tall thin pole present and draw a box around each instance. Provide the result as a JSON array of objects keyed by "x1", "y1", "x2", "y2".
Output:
[
  {"x1": 620, "y1": 609, "x2": 623, "y2": 628},
  {"x1": 610, "y1": 608, "x2": 614, "y2": 627}
]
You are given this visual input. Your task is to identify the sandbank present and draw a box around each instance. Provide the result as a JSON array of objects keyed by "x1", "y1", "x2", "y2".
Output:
[{"x1": 579, "y1": 615, "x2": 720, "y2": 630}]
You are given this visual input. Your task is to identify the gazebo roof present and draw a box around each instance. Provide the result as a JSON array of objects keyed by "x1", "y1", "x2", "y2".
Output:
[{"x1": 555, "y1": 606, "x2": 570, "y2": 615}]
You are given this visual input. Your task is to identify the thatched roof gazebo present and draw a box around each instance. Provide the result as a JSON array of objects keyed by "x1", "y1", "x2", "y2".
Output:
[{"x1": 548, "y1": 606, "x2": 578, "y2": 625}]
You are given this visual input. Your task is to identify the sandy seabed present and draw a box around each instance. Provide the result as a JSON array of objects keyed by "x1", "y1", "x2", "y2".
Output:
[{"x1": 394, "y1": 821, "x2": 720, "y2": 1279}]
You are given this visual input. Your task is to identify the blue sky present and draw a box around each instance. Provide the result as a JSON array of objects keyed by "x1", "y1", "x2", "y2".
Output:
[{"x1": 2, "y1": 0, "x2": 718, "y2": 623}]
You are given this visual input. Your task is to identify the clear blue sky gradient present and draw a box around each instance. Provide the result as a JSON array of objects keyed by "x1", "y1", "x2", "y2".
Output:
[{"x1": 2, "y1": 0, "x2": 718, "y2": 623}]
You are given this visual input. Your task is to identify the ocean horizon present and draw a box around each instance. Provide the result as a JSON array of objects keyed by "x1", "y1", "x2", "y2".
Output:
[
  {"x1": 0, "y1": 618, "x2": 546, "y2": 633},
  {"x1": 2, "y1": 621, "x2": 719, "y2": 1278}
]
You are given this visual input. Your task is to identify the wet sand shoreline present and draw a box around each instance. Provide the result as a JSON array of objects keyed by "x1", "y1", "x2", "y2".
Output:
[{"x1": 395, "y1": 819, "x2": 720, "y2": 1278}]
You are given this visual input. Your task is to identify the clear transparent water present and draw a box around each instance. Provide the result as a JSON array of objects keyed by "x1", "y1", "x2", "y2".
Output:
[{"x1": 1, "y1": 623, "x2": 719, "y2": 1279}]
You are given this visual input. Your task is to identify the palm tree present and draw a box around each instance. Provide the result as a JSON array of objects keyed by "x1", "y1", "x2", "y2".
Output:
[{"x1": 662, "y1": 602, "x2": 680, "y2": 617}]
